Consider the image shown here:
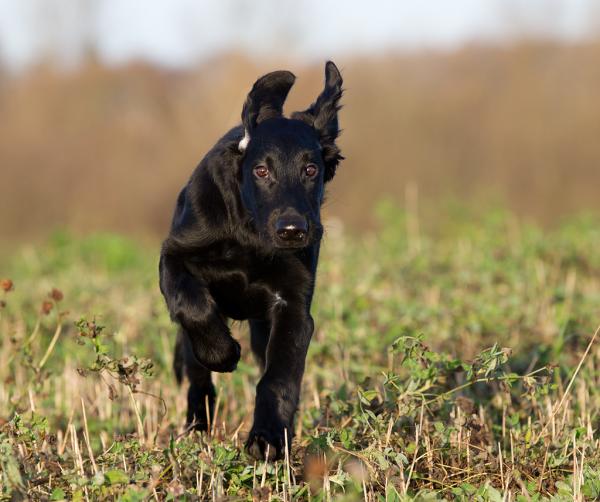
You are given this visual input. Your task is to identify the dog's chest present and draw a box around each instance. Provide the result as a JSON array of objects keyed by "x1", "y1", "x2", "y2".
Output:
[{"x1": 186, "y1": 241, "x2": 311, "y2": 321}]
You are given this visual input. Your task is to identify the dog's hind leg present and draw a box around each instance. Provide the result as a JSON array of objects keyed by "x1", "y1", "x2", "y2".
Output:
[
  {"x1": 180, "y1": 329, "x2": 216, "y2": 431},
  {"x1": 249, "y1": 319, "x2": 270, "y2": 373},
  {"x1": 173, "y1": 329, "x2": 184, "y2": 384}
]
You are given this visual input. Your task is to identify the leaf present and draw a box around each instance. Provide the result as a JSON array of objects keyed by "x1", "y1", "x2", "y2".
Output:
[
  {"x1": 92, "y1": 471, "x2": 105, "y2": 486},
  {"x1": 385, "y1": 483, "x2": 401, "y2": 502},
  {"x1": 359, "y1": 389, "x2": 379, "y2": 405},
  {"x1": 328, "y1": 473, "x2": 349, "y2": 487},
  {"x1": 524, "y1": 427, "x2": 532, "y2": 447},
  {"x1": 0, "y1": 439, "x2": 24, "y2": 490},
  {"x1": 555, "y1": 480, "x2": 573, "y2": 495},
  {"x1": 459, "y1": 482, "x2": 477, "y2": 495},
  {"x1": 120, "y1": 488, "x2": 150, "y2": 502},
  {"x1": 371, "y1": 450, "x2": 390, "y2": 469},
  {"x1": 393, "y1": 451, "x2": 409, "y2": 466},
  {"x1": 105, "y1": 469, "x2": 129, "y2": 485},
  {"x1": 485, "y1": 484, "x2": 503, "y2": 502},
  {"x1": 50, "y1": 488, "x2": 66, "y2": 500}
]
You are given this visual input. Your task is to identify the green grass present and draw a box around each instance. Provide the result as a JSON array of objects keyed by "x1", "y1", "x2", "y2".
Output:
[{"x1": 1, "y1": 206, "x2": 599, "y2": 501}]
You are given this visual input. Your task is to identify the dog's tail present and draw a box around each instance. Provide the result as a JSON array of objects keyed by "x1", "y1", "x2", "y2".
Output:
[{"x1": 173, "y1": 329, "x2": 185, "y2": 385}]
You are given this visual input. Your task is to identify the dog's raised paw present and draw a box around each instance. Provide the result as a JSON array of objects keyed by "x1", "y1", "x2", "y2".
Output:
[{"x1": 192, "y1": 336, "x2": 241, "y2": 373}]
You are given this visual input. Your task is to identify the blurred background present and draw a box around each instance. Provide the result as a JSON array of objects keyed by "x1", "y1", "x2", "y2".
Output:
[{"x1": 1, "y1": 0, "x2": 599, "y2": 245}]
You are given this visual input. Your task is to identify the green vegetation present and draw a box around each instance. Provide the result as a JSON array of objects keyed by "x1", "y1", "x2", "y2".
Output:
[{"x1": 1, "y1": 207, "x2": 599, "y2": 500}]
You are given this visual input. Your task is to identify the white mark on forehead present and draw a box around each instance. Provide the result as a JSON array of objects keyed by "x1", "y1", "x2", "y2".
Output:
[{"x1": 238, "y1": 130, "x2": 250, "y2": 152}]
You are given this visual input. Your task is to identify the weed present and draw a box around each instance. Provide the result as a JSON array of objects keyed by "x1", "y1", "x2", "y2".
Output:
[{"x1": 0, "y1": 208, "x2": 599, "y2": 500}]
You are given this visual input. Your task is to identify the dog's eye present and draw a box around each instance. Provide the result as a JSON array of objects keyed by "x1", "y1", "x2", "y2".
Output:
[
  {"x1": 253, "y1": 165, "x2": 269, "y2": 179},
  {"x1": 304, "y1": 164, "x2": 318, "y2": 177}
]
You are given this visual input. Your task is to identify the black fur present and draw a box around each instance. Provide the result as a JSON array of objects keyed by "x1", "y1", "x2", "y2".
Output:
[{"x1": 159, "y1": 61, "x2": 343, "y2": 460}]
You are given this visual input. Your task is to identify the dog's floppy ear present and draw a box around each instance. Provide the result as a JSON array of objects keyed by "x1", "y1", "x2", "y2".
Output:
[
  {"x1": 292, "y1": 61, "x2": 343, "y2": 182},
  {"x1": 239, "y1": 70, "x2": 295, "y2": 151}
]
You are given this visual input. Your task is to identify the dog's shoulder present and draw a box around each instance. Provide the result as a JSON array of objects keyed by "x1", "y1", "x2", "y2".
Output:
[
  {"x1": 163, "y1": 126, "x2": 246, "y2": 254},
  {"x1": 187, "y1": 125, "x2": 243, "y2": 189},
  {"x1": 202, "y1": 126, "x2": 245, "y2": 170}
]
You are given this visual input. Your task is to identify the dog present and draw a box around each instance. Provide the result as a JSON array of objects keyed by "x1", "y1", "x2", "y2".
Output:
[{"x1": 159, "y1": 61, "x2": 343, "y2": 460}]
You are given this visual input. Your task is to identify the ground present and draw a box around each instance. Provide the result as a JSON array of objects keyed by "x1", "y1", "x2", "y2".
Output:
[{"x1": 1, "y1": 205, "x2": 599, "y2": 501}]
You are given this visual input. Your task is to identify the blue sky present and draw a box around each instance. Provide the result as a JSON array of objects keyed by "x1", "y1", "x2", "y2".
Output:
[{"x1": 0, "y1": 0, "x2": 597, "y2": 69}]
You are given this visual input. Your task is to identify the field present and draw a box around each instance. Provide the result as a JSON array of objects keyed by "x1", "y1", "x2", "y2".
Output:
[
  {"x1": 1, "y1": 205, "x2": 600, "y2": 501},
  {"x1": 4, "y1": 42, "x2": 600, "y2": 239}
]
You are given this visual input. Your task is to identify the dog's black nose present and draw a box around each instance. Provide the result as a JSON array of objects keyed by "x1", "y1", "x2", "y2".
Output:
[{"x1": 275, "y1": 215, "x2": 308, "y2": 243}]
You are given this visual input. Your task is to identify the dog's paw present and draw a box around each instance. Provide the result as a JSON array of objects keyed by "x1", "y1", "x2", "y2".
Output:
[
  {"x1": 245, "y1": 425, "x2": 291, "y2": 461},
  {"x1": 191, "y1": 336, "x2": 241, "y2": 373},
  {"x1": 185, "y1": 418, "x2": 209, "y2": 433},
  {"x1": 246, "y1": 431, "x2": 282, "y2": 461}
]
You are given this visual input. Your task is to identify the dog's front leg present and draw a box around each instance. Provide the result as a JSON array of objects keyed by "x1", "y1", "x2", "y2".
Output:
[
  {"x1": 246, "y1": 301, "x2": 313, "y2": 460},
  {"x1": 160, "y1": 253, "x2": 241, "y2": 372}
]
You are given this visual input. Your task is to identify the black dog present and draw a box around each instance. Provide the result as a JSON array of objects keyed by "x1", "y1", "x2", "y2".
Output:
[{"x1": 159, "y1": 61, "x2": 343, "y2": 460}]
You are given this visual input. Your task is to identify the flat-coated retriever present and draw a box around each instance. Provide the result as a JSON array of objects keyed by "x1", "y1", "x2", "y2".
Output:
[{"x1": 159, "y1": 61, "x2": 343, "y2": 460}]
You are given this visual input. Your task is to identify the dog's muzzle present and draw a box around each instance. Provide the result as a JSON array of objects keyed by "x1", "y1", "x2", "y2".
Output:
[{"x1": 274, "y1": 213, "x2": 308, "y2": 246}]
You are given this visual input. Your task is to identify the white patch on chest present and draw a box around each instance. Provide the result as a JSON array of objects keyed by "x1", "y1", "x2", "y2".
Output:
[{"x1": 273, "y1": 292, "x2": 288, "y2": 308}]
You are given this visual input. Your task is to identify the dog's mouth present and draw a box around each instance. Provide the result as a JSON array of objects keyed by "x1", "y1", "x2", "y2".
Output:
[{"x1": 273, "y1": 236, "x2": 309, "y2": 249}]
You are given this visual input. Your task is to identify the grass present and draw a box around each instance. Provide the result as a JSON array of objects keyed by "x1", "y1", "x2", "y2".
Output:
[{"x1": 1, "y1": 206, "x2": 600, "y2": 500}]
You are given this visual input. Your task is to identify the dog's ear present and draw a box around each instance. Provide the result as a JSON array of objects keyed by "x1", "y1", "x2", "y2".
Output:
[
  {"x1": 239, "y1": 70, "x2": 295, "y2": 151},
  {"x1": 292, "y1": 61, "x2": 343, "y2": 182}
]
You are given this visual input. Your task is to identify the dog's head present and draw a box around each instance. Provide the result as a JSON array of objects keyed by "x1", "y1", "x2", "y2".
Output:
[{"x1": 238, "y1": 61, "x2": 343, "y2": 249}]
